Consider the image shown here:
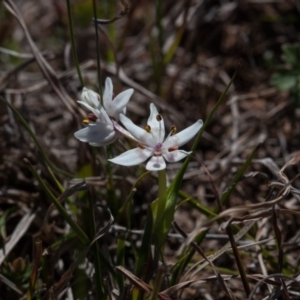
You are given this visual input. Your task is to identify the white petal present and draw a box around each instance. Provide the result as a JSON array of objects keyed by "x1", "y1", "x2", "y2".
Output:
[
  {"x1": 147, "y1": 103, "x2": 158, "y2": 127},
  {"x1": 81, "y1": 88, "x2": 100, "y2": 108},
  {"x1": 89, "y1": 138, "x2": 118, "y2": 147},
  {"x1": 163, "y1": 149, "x2": 191, "y2": 163},
  {"x1": 113, "y1": 120, "x2": 139, "y2": 142},
  {"x1": 147, "y1": 103, "x2": 165, "y2": 144},
  {"x1": 97, "y1": 105, "x2": 112, "y2": 124},
  {"x1": 164, "y1": 119, "x2": 203, "y2": 148},
  {"x1": 74, "y1": 124, "x2": 116, "y2": 144},
  {"x1": 77, "y1": 101, "x2": 101, "y2": 119},
  {"x1": 109, "y1": 89, "x2": 134, "y2": 120},
  {"x1": 109, "y1": 148, "x2": 152, "y2": 166},
  {"x1": 103, "y1": 77, "x2": 113, "y2": 110},
  {"x1": 146, "y1": 156, "x2": 166, "y2": 171},
  {"x1": 78, "y1": 101, "x2": 112, "y2": 125},
  {"x1": 119, "y1": 114, "x2": 150, "y2": 145}
]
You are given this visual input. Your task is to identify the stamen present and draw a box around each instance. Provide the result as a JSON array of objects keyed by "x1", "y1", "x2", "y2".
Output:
[
  {"x1": 145, "y1": 125, "x2": 151, "y2": 132},
  {"x1": 171, "y1": 125, "x2": 177, "y2": 135},
  {"x1": 156, "y1": 114, "x2": 162, "y2": 121},
  {"x1": 82, "y1": 119, "x2": 90, "y2": 125},
  {"x1": 168, "y1": 146, "x2": 178, "y2": 152},
  {"x1": 137, "y1": 143, "x2": 145, "y2": 149}
]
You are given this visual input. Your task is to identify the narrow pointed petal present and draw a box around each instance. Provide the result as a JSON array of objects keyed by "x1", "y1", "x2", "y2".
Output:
[
  {"x1": 109, "y1": 89, "x2": 134, "y2": 119},
  {"x1": 147, "y1": 103, "x2": 158, "y2": 126},
  {"x1": 147, "y1": 103, "x2": 165, "y2": 137},
  {"x1": 103, "y1": 77, "x2": 113, "y2": 109},
  {"x1": 164, "y1": 119, "x2": 203, "y2": 148},
  {"x1": 163, "y1": 149, "x2": 191, "y2": 163},
  {"x1": 74, "y1": 124, "x2": 115, "y2": 144},
  {"x1": 146, "y1": 156, "x2": 166, "y2": 171},
  {"x1": 119, "y1": 114, "x2": 150, "y2": 144},
  {"x1": 109, "y1": 148, "x2": 152, "y2": 166},
  {"x1": 97, "y1": 105, "x2": 112, "y2": 124}
]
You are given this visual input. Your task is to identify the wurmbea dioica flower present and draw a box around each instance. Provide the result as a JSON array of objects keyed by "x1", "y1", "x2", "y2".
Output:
[
  {"x1": 74, "y1": 77, "x2": 134, "y2": 146},
  {"x1": 109, "y1": 103, "x2": 203, "y2": 171}
]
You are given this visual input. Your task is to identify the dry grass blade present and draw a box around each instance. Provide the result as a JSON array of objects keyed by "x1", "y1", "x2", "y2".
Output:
[
  {"x1": 272, "y1": 207, "x2": 283, "y2": 273},
  {"x1": 92, "y1": 205, "x2": 114, "y2": 242},
  {"x1": 0, "y1": 274, "x2": 23, "y2": 295},
  {"x1": 46, "y1": 181, "x2": 87, "y2": 221},
  {"x1": 160, "y1": 276, "x2": 233, "y2": 297},
  {"x1": 173, "y1": 222, "x2": 236, "y2": 300},
  {"x1": 46, "y1": 206, "x2": 113, "y2": 298},
  {"x1": 248, "y1": 274, "x2": 299, "y2": 300},
  {"x1": 26, "y1": 239, "x2": 43, "y2": 300},
  {"x1": 2, "y1": 60, "x2": 93, "y2": 99},
  {"x1": 94, "y1": 0, "x2": 129, "y2": 24},
  {"x1": 0, "y1": 212, "x2": 36, "y2": 266},
  {"x1": 115, "y1": 266, "x2": 152, "y2": 293},
  {"x1": 159, "y1": 280, "x2": 203, "y2": 296},
  {"x1": 3, "y1": 0, "x2": 77, "y2": 115},
  {"x1": 0, "y1": 52, "x2": 50, "y2": 91},
  {"x1": 183, "y1": 220, "x2": 255, "y2": 282}
]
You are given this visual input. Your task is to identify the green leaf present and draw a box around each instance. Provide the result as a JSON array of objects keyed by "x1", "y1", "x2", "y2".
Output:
[
  {"x1": 116, "y1": 233, "x2": 126, "y2": 294},
  {"x1": 282, "y1": 43, "x2": 300, "y2": 67},
  {"x1": 270, "y1": 70, "x2": 299, "y2": 91},
  {"x1": 135, "y1": 207, "x2": 153, "y2": 277}
]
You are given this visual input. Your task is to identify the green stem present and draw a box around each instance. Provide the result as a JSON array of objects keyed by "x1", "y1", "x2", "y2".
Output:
[
  {"x1": 66, "y1": 0, "x2": 84, "y2": 87},
  {"x1": 106, "y1": 145, "x2": 116, "y2": 218},
  {"x1": 152, "y1": 169, "x2": 167, "y2": 248},
  {"x1": 157, "y1": 169, "x2": 167, "y2": 220},
  {"x1": 92, "y1": 0, "x2": 103, "y2": 101}
]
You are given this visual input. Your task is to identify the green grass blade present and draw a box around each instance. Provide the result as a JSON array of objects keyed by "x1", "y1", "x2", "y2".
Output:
[
  {"x1": 116, "y1": 233, "x2": 126, "y2": 294},
  {"x1": 135, "y1": 206, "x2": 153, "y2": 278},
  {"x1": 66, "y1": 0, "x2": 84, "y2": 87},
  {"x1": 24, "y1": 159, "x2": 89, "y2": 245}
]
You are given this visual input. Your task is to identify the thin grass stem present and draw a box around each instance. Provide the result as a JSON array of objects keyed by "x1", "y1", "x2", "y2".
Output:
[
  {"x1": 24, "y1": 159, "x2": 89, "y2": 245},
  {"x1": 87, "y1": 188, "x2": 105, "y2": 299},
  {"x1": 92, "y1": 0, "x2": 103, "y2": 101},
  {"x1": 66, "y1": 0, "x2": 84, "y2": 87}
]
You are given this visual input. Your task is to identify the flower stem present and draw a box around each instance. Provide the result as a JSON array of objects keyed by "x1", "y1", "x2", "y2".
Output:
[
  {"x1": 152, "y1": 169, "x2": 167, "y2": 247},
  {"x1": 157, "y1": 169, "x2": 167, "y2": 218}
]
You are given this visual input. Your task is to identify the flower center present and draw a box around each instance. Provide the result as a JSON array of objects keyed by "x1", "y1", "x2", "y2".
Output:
[
  {"x1": 153, "y1": 143, "x2": 163, "y2": 156},
  {"x1": 155, "y1": 143, "x2": 163, "y2": 151}
]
